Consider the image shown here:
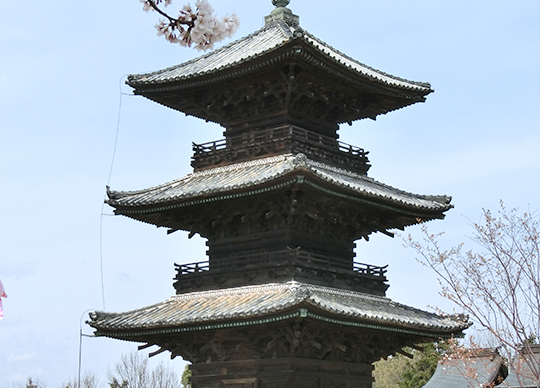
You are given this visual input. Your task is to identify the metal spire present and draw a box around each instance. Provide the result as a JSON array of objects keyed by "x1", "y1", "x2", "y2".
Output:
[{"x1": 265, "y1": 0, "x2": 299, "y2": 26}]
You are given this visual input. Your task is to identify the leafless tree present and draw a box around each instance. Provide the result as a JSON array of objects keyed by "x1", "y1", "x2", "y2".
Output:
[
  {"x1": 150, "y1": 363, "x2": 181, "y2": 388},
  {"x1": 15, "y1": 378, "x2": 45, "y2": 388},
  {"x1": 405, "y1": 201, "x2": 539, "y2": 387},
  {"x1": 62, "y1": 372, "x2": 99, "y2": 388},
  {"x1": 108, "y1": 352, "x2": 149, "y2": 388},
  {"x1": 107, "y1": 351, "x2": 181, "y2": 388}
]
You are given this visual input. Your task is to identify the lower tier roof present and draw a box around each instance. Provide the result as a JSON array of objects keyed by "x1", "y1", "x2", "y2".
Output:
[{"x1": 88, "y1": 281, "x2": 469, "y2": 340}]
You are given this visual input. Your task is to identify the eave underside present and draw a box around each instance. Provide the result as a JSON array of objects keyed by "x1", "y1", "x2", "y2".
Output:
[{"x1": 92, "y1": 311, "x2": 462, "y2": 364}]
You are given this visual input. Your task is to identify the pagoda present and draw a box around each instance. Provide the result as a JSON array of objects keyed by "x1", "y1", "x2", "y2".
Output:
[{"x1": 88, "y1": 1, "x2": 470, "y2": 387}]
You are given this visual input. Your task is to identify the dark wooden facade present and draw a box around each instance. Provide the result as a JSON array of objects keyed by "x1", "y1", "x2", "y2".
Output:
[{"x1": 89, "y1": 2, "x2": 469, "y2": 387}]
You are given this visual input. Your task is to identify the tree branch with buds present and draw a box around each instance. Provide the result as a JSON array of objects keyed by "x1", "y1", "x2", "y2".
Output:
[{"x1": 405, "y1": 201, "x2": 540, "y2": 386}]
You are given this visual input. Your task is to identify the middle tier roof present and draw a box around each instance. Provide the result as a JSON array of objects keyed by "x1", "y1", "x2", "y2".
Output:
[{"x1": 107, "y1": 153, "x2": 452, "y2": 235}]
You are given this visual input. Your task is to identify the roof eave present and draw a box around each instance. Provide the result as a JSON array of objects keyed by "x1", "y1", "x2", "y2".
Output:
[
  {"x1": 89, "y1": 306, "x2": 468, "y2": 341},
  {"x1": 128, "y1": 38, "x2": 432, "y2": 98},
  {"x1": 107, "y1": 172, "x2": 452, "y2": 222}
]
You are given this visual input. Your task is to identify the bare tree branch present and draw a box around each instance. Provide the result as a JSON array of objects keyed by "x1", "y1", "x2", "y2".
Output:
[{"x1": 405, "y1": 202, "x2": 540, "y2": 386}]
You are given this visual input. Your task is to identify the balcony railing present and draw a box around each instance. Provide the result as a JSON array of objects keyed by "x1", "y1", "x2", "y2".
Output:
[
  {"x1": 191, "y1": 125, "x2": 370, "y2": 173},
  {"x1": 175, "y1": 250, "x2": 387, "y2": 279}
]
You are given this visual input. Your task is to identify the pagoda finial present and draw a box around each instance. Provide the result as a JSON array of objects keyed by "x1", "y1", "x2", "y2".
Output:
[
  {"x1": 272, "y1": 0, "x2": 290, "y2": 7},
  {"x1": 265, "y1": 0, "x2": 299, "y2": 26}
]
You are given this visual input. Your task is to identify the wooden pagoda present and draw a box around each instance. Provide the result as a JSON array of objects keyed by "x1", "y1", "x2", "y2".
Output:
[{"x1": 89, "y1": 1, "x2": 470, "y2": 387}]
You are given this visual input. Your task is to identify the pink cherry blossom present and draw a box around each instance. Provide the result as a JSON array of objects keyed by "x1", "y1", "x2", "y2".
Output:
[{"x1": 141, "y1": 0, "x2": 239, "y2": 51}]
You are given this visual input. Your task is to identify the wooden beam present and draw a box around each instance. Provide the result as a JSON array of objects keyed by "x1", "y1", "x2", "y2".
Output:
[
  {"x1": 396, "y1": 349, "x2": 414, "y2": 359},
  {"x1": 380, "y1": 229, "x2": 395, "y2": 238},
  {"x1": 149, "y1": 347, "x2": 168, "y2": 357},
  {"x1": 138, "y1": 343, "x2": 154, "y2": 350},
  {"x1": 167, "y1": 227, "x2": 181, "y2": 235}
]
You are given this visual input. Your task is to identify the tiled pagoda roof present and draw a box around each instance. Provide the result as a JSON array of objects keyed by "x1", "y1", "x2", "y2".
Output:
[
  {"x1": 423, "y1": 349, "x2": 507, "y2": 388},
  {"x1": 127, "y1": 20, "x2": 431, "y2": 95},
  {"x1": 88, "y1": 281, "x2": 469, "y2": 339},
  {"x1": 107, "y1": 153, "x2": 452, "y2": 219},
  {"x1": 126, "y1": 14, "x2": 433, "y2": 127},
  {"x1": 502, "y1": 345, "x2": 540, "y2": 387}
]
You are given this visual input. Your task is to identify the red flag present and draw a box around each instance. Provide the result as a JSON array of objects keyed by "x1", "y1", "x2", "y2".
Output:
[{"x1": 0, "y1": 279, "x2": 6, "y2": 321}]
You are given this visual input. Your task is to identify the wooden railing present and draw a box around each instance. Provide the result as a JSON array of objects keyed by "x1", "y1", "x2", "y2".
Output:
[
  {"x1": 192, "y1": 138, "x2": 227, "y2": 154},
  {"x1": 191, "y1": 125, "x2": 370, "y2": 173},
  {"x1": 175, "y1": 250, "x2": 387, "y2": 278}
]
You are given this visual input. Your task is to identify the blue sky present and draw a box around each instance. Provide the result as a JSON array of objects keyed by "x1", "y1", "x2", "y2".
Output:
[{"x1": 1, "y1": 0, "x2": 539, "y2": 386}]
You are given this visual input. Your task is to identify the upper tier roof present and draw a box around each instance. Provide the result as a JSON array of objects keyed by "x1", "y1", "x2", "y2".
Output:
[
  {"x1": 126, "y1": 5, "x2": 433, "y2": 130},
  {"x1": 127, "y1": 21, "x2": 431, "y2": 94}
]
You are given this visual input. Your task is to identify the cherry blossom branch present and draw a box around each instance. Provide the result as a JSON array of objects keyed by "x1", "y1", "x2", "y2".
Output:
[{"x1": 140, "y1": 0, "x2": 239, "y2": 51}]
